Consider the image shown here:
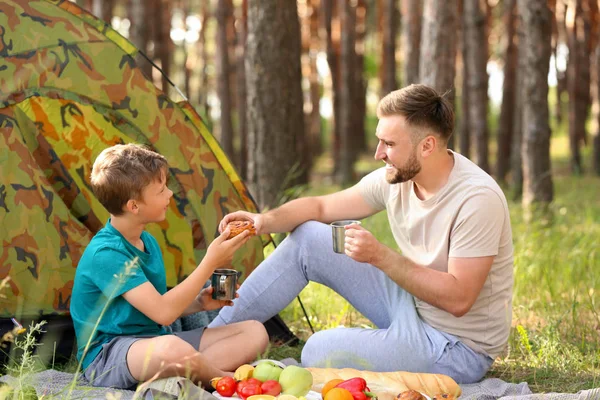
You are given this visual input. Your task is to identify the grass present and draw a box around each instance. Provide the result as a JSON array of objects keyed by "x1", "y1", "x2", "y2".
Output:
[
  {"x1": 271, "y1": 134, "x2": 600, "y2": 394},
  {"x1": 2, "y1": 133, "x2": 598, "y2": 397}
]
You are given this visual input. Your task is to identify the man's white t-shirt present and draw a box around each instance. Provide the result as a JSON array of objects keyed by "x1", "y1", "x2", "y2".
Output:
[{"x1": 358, "y1": 150, "x2": 513, "y2": 358}]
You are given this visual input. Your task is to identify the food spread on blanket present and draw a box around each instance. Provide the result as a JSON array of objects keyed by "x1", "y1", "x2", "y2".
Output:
[{"x1": 211, "y1": 363, "x2": 459, "y2": 400}]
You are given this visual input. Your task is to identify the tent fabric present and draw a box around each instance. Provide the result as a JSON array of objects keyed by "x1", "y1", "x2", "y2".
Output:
[{"x1": 0, "y1": 0, "x2": 271, "y2": 318}]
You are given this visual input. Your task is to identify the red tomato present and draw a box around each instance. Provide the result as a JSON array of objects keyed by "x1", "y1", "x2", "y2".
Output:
[
  {"x1": 260, "y1": 380, "x2": 282, "y2": 396},
  {"x1": 237, "y1": 380, "x2": 263, "y2": 400},
  {"x1": 216, "y1": 376, "x2": 237, "y2": 397},
  {"x1": 247, "y1": 378, "x2": 263, "y2": 385}
]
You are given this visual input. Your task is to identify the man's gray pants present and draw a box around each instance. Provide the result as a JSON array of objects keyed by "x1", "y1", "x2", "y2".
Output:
[{"x1": 209, "y1": 221, "x2": 493, "y2": 384}]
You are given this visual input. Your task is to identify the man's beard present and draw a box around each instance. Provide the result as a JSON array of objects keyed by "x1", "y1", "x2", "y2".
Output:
[{"x1": 385, "y1": 151, "x2": 422, "y2": 184}]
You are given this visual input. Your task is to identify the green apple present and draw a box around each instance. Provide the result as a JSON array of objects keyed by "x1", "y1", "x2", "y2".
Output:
[
  {"x1": 253, "y1": 360, "x2": 283, "y2": 382},
  {"x1": 278, "y1": 365, "x2": 313, "y2": 397}
]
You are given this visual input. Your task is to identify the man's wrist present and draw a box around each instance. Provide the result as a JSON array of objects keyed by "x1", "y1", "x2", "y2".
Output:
[
  {"x1": 374, "y1": 245, "x2": 399, "y2": 271},
  {"x1": 261, "y1": 212, "x2": 273, "y2": 233}
]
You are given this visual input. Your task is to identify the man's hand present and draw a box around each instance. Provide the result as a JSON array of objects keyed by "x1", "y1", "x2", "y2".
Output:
[
  {"x1": 343, "y1": 223, "x2": 389, "y2": 265},
  {"x1": 218, "y1": 211, "x2": 267, "y2": 235}
]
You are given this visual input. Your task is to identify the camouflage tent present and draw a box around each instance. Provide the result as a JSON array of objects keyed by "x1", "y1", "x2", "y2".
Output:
[{"x1": 0, "y1": 0, "x2": 271, "y2": 319}]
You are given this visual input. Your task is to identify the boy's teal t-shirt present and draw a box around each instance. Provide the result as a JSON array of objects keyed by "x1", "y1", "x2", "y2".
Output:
[{"x1": 71, "y1": 220, "x2": 170, "y2": 370}]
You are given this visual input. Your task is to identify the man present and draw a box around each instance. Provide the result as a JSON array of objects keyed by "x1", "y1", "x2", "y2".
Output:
[{"x1": 209, "y1": 84, "x2": 513, "y2": 384}]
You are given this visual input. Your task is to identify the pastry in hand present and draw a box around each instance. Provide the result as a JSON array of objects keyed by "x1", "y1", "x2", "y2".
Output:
[
  {"x1": 432, "y1": 394, "x2": 455, "y2": 400},
  {"x1": 396, "y1": 390, "x2": 425, "y2": 400},
  {"x1": 227, "y1": 220, "x2": 257, "y2": 239}
]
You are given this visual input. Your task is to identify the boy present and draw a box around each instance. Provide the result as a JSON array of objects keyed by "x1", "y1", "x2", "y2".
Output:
[{"x1": 71, "y1": 144, "x2": 269, "y2": 390}]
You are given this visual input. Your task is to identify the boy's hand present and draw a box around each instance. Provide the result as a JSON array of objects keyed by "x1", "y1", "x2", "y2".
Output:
[
  {"x1": 219, "y1": 211, "x2": 266, "y2": 235},
  {"x1": 203, "y1": 227, "x2": 251, "y2": 269},
  {"x1": 195, "y1": 285, "x2": 239, "y2": 311}
]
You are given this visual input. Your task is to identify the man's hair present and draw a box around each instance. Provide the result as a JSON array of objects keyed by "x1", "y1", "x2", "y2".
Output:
[
  {"x1": 377, "y1": 84, "x2": 455, "y2": 144},
  {"x1": 90, "y1": 143, "x2": 168, "y2": 215}
]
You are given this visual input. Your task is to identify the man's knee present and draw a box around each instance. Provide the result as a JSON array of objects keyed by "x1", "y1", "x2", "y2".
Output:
[
  {"x1": 288, "y1": 221, "x2": 327, "y2": 250},
  {"x1": 290, "y1": 221, "x2": 324, "y2": 238},
  {"x1": 300, "y1": 330, "x2": 330, "y2": 367}
]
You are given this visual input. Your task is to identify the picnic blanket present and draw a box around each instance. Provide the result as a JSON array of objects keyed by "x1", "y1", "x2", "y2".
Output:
[{"x1": 0, "y1": 370, "x2": 599, "y2": 399}]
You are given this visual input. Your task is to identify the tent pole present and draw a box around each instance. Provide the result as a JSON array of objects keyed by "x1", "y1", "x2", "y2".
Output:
[{"x1": 296, "y1": 295, "x2": 314, "y2": 334}]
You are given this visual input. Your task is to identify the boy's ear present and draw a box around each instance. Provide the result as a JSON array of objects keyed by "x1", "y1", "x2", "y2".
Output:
[{"x1": 125, "y1": 199, "x2": 139, "y2": 214}]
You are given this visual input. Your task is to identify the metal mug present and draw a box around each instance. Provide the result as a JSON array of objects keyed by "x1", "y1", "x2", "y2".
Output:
[
  {"x1": 211, "y1": 269, "x2": 242, "y2": 300},
  {"x1": 330, "y1": 220, "x2": 361, "y2": 254}
]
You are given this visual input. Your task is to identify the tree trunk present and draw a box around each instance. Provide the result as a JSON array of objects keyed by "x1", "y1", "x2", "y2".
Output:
[
  {"x1": 337, "y1": 0, "x2": 357, "y2": 185},
  {"x1": 419, "y1": 0, "x2": 458, "y2": 149},
  {"x1": 551, "y1": 0, "x2": 565, "y2": 123},
  {"x1": 237, "y1": 0, "x2": 248, "y2": 180},
  {"x1": 464, "y1": 0, "x2": 489, "y2": 172},
  {"x1": 246, "y1": 0, "x2": 305, "y2": 209},
  {"x1": 402, "y1": 0, "x2": 423, "y2": 86},
  {"x1": 379, "y1": 0, "x2": 398, "y2": 97},
  {"x1": 567, "y1": 0, "x2": 593, "y2": 175},
  {"x1": 511, "y1": 6, "x2": 524, "y2": 200},
  {"x1": 182, "y1": 1, "x2": 192, "y2": 100},
  {"x1": 518, "y1": 0, "x2": 554, "y2": 211},
  {"x1": 306, "y1": 0, "x2": 322, "y2": 159},
  {"x1": 197, "y1": 0, "x2": 211, "y2": 124},
  {"x1": 128, "y1": 0, "x2": 152, "y2": 79},
  {"x1": 496, "y1": 0, "x2": 518, "y2": 183},
  {"x1": 458, "y1": 0, "x2": 470, "y2": 158},
  {"x1": 323, "y1": 0, "x2": 341, "y2": 178},
  {"x1": 92, "y1": 0, "x2": 114, "y2": 23},
  {"x1": 155, "y1": 0, "x2": 172, "y2": 92},
  {"x1": 353, "y1": 0, "x2": 368, "y2": 157},
  {"x1": 592, "y1": 1, "x2": 600, "y2": 175},
  {"x1": 216, "y1": 0, "x2": 236, "y2": 161}
]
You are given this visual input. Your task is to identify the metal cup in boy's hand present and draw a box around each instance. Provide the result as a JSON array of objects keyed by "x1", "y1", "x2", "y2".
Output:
[
  {"x1": 210, "y1": 268, "x2": 241, "y2": 300},
  {"x1": 195, "y1": 282, "x2": 241, "y2": 311}
]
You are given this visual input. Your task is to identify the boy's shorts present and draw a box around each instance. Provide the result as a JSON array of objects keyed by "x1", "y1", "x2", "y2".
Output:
[{"x1": 83, "y1": 327, "x2": 206, "y2": 390}]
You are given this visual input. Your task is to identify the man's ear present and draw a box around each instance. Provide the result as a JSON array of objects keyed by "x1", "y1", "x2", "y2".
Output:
[{"x1": 420, "y1": 135, "x2": 437, "y2": 158}]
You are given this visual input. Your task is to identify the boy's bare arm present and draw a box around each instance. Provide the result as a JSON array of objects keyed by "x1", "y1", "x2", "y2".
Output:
[{"x1": 122, "y1": 229, "x2": 251, "y2": 326}]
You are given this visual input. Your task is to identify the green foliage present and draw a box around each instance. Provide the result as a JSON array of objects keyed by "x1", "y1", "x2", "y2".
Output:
[{"x1": 1, "y1": 321, "x2": 47, "y2": 400}]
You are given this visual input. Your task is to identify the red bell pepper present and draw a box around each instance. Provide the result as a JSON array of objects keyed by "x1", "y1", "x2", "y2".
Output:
[{"x1": 335, "y1": 378, "x2": 376, "y2": 400}]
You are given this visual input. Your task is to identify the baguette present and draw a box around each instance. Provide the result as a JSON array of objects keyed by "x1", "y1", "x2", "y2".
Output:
[{"x1": 306, "y1": 368, "x2": 461, "y2": 398}]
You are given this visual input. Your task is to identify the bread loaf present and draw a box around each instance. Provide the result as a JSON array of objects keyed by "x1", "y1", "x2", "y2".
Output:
[
  {"x1": 396, "y1": 389, "x2": 426, "y2": 400},
  {"x1": 306, "y1": 368, "x2": 461, "y2": 398},
  {"x1": 227, "y1": 220, "x2": 256, "y2": 239}
]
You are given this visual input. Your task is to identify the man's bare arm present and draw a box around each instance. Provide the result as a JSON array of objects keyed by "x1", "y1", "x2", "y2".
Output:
[
  {"x1": 344, "y1": 226, "x2": 493, "y2": 316},
  {"x1": 219, "y1": 185, "x2": 380, "y2": 235},
  {"x1": 261, "y1": 185, "x2": 380, "y2": 233},
  {"x1": 376, "y1": 248, "x2": 493, "y2": 317}
]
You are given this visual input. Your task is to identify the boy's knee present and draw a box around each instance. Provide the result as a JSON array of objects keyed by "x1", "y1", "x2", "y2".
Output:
[
  {"x1": 243, "y1": 320, "x2": 269, "y2": 353},
  {"x1": 153, "y1": 335, "x2": 196, "y2": 364}
]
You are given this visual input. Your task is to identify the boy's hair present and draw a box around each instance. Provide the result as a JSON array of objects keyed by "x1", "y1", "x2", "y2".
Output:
[
  {"x1": 377, "y1": 84, "x2": 455, "y2": 144},
  {"x1": 91, "y1": 144, "x2": 168, "y2": 215}
]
